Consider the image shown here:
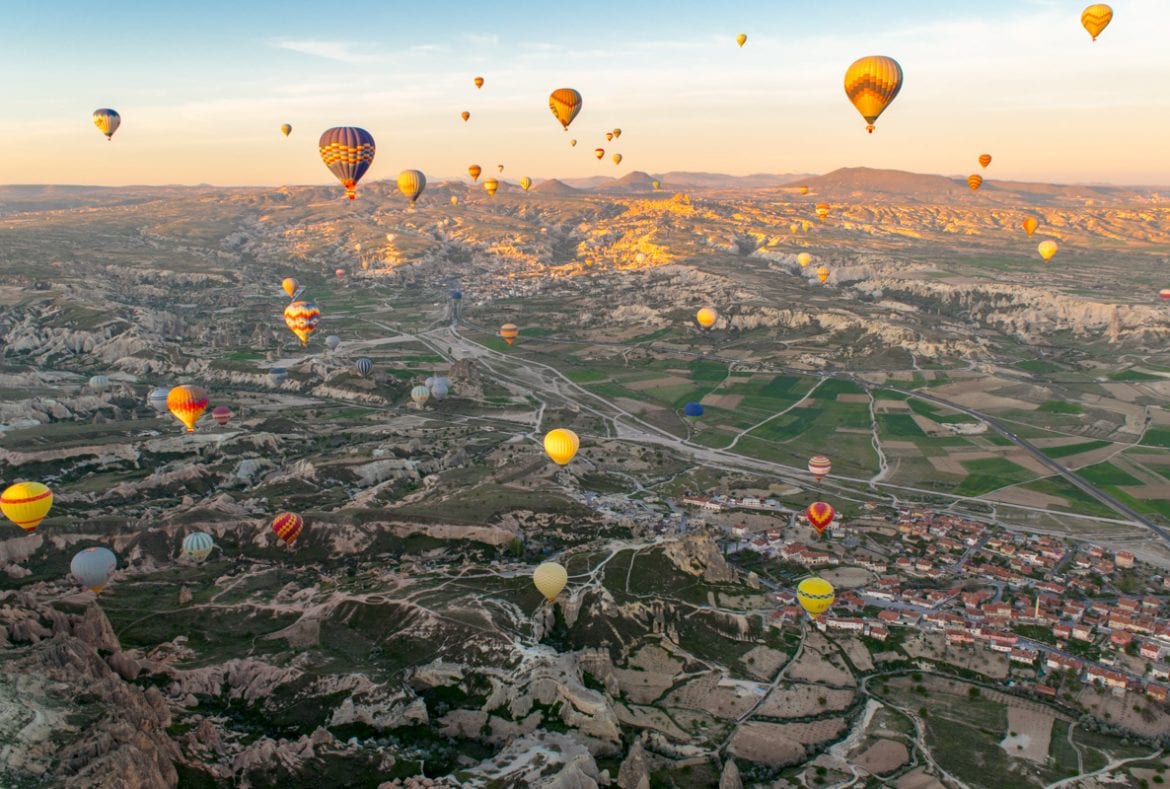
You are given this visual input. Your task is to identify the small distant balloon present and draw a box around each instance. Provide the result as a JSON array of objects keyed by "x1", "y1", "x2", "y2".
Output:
[
  {"x1": 605, "y1": 132, "x2": 613, "y2": 141},
  {"x1": 211, "y1": 405, "x2": 233, "y2": 427},
  {"x1": 483, "y1": 178, "x2": 499, "y2": 197},
  {"x1": 461, "y1": 111, "x2": 470, "y2": 122},
  {"x1": 71, "y1": 547, "x2": 117, "y2": 593},
  {"x1": 815, "y1": 203, "x2": 830, "y2": 221},
  {"x1": 283, "y1": 301, "x2": 321, "y2": 346},
  {"x1": 411, "y1": 385, "x2": 430, "y2": 406},
  {"x1": 1022, "y1": 217, "x2": 1039, "y2": 237},
  {"x1": 736, "y1": 33, "x2": 747, "y2": 47},
  {"x1": 612, "y1": 153, "x2": 622, "y2": 165},
  {"x1": 92, "y1": 108, "x2": 121, "y2": 140},
  {"x1": 797, "y1": 577, "x2": 835, "y2": 616},
  {"x1": 280, "y1": 123, "x2": 292, "y2": 137},
  {"x1": 549, "y1": 88, "x2": 583, "y2": 131},
  {"x1": 281, "y1": 277, "x2": 299, "y2": 299},
  {"x1": 1, "y1": 482, "x2": 53, "y2": 533},
  {"x1": 468, "y1": 164, "x2": 482, "y2": 182},
  {"x1": 816, "y1": 266, "x2": 830, "y2": 284},
  {"x1": 520, "y1": 177, "x2": 533, "y2": 192},
  {"x1": 474, "y1": 76, "x2": 485, "y2": 89},
  {"x1": 89, "y1": 374, "x2": 110, "y2": 392},
  {"x1": 319, "y1": 127, "x2": 375, "y2": 200},
  {"x1": 797, "y1": 252, "x2": 812, "y2": 268},
  {"x1": 533, "y1": 561, "x2": 568, "y2": 602},
  {"x1": 569, "y1": 139, "x2": 577, "y2": 147},
  {"x1": 594, "y1": 148, "x2": 605, "y2": 160},
  {"x1": 1038, "y1": 240, "x2": 1059, "y2": 262},
  {"x1": 978, "y1": 153, "x2": 992, "y2": 168},
  {"x1": 355, "y1": 358, "x2": 373, "y2": 376},
  {"x1": 683, "y1": 402, "x2": 704, "y2": 418},
  {"x1": 612, "y1": 128, "x2": 622, "y2": 139},
  {"x1": 967, "y1": 174, "x2": 983, "y2": 192},
  {"x1": 500, "y1": 323, "x2": 519, "y2": 345},
  {"x1": 397, "y1": 169, "x2": 427, "y2": 206},
  {"x1": 182, "y1": 532, "x2": 215, "y2": 562},
  {"x1": 808, "y1": 455, "x2": 832, "y2": 482},
  {"x1": 272, "y1": 512, "x2": 303, "y2": 545},
  {"x1": 806, "y1": 502, "x2": 836, "y2": 536}
]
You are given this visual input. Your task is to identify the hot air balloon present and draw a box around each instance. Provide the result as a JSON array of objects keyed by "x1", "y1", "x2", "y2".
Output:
[
  {"x1": 1, "y1": 482, "x2": 53, "y2": 532},
  {"x1": 211, "y1": 406, "x2": 233, "y2": 427},
  {"x1": 606, "y1": 132, "x2": 613, "y2": 142},
  {"x1": 319, "y1": 127, "x2": 376, "y2": 200},
  {"x1": 461, "y1": 111, "x2": 470, "y2": 122},
  {"x1": 326, "y1": 335, "x2": 341, "y2": 351},
  {"x1": 843, "y1": 55, "x2": 903, "y2": 133},
  {"x1": 736, "y1": 33, "x2": 747, "y2": 47},
  {"x1": 797, "y1": 252, "x2": 812, "y2": 268},
  {"x1": 612, "y1": 128, "x2": 622, "y2": 139},
  {"x1": 483, "y1": 178, "x2": 499, "y2": 197},
  {"x1": 431, "y1": 380, "x2": 450, "y2": 400},
  {"x1": 696, "y1": 307, "x2": 718, "y2": 329},
  {"x1": 281, "y1": 277, "x2": 299, "y2": 299},
  {"x1": 544, "y1": 429, "x2": 580, "y2": 465},
  {"x1": 355, "y1": 358, "x2": 373, "y2": 376},
  {"x1": 71, "y1": 547, "x2": 117, "y2": 593},
  {"x1": 815, "y1": 203, "x2": 830, "y2": 221},
  {"x1": 147, "y1": 387, "x2": 169, "y2": 412},
  {"x1": 796, "y1": 577, "x2": 835, "y2": 617},
  {"x1": 335, "y1": 268, "x2": 346, "y2": 279},
  {"x1": 569, "y1": 139, "x2": 577, "y2": 147},
  {"x1": 284, "y1": 301, "x2": 321, "y2": 346},
  {"x1": 1023, "y1": 217, "x2": 1039, "y2": 237},
  {"x1": 533, "y1": 562, "x2": 568, "y2": 602},
  {"x1": 281, "y1": 123, "x2": 292, "y2": 137},
  {"x1": 92, "y1": 108, "x2": 120, "y2": 140},
  {"x1": 451, "y1": 196, "x2": 459, "y2": 206},
  {"x1": 397, "y1": 169, "x2": 426, "y2": 206},
  {"x1": 1081, "y1": 3, "x2": 1112, "y2": 40},
  {"x1": 594, "y1": 148, "x2": 605, "y2": 160},
  {"x1": 1160, "y1": 289, "x2": 1170, "y2": 301},
  {"x1": 549, "y1": 88, "x2": 582, "y2": 131},
  {"x1": 89, "y1": 375, "x2": 110, "y2": 392},
  {"x1": 808, "y1": 455, "x2": 832, "y2": 482},
  {"x1": 167, "y1": 385, "x2": 209, "y2": 433},
  {"x1": 651, "y1": 180, "x2": 661, "y2": 190},
  {"x1": 816, "y1": 266, "x2": 830, "y2": 284},
  {"x1": 520, "y1": 177, "x2": 533, "y2": 192},
  {"x1": 411, "y1": 385, "x2": 430, "y2": 407},
  {"x1": 800, "y1": 185, "x2": 809, "y2": 195},
  {"x1": 182, "y1": 532, "x2": 215, "y2": 562},
  {"x1": 978, "y1": 154, "x2": 992, "y2": 168},
  {"x1": 683, "y1": 402, "x2": 704, "y2": 419},
  {"x1": 806, "y1": 502, "x2": 836, "y2": 536},
  {"x1": 272, "y1": 512, "x2": 303, "y2": 545},
  {"x1": 500, "y1": 323, "x2": 520, "y2": 345},
  {"x1": 269, "y1": 367, "x2": 288, "y2": 386},
  {"x1": 474, "y1": 76, "x2": 485, "y2": 89},
  {"x1": 967, "y1": 174, "x2": 983, "y2": 192},
  {"x1": 1038, "y1": 240, "x2": 1059, "y2": 262},
  {"x1": 612, "y1": 153, "x2": 623, "y2": 165},
  {"x1": 468, "y1": 164, "x2": 482, "y2": 182},
  {"x1": 497, "y1": 165, "x2": 505, "y2": 174}
]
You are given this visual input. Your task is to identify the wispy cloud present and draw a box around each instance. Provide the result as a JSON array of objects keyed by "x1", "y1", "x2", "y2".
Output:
[
  {"x1": 462, "y1": 32, "x2": 500, "y2": 47},
  {"x1": 275, "y1": 39, "x2": 386, "y2": 64}
]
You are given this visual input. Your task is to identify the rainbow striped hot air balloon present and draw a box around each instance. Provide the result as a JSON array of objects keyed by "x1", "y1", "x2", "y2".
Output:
[
  {"x1": 319, "y1": 127, "x2": 375, "y2": 200},
  {"x1": 806, "y1": 502, "x2": 836, "y2": 536},
  {"x1": 167, "y1": 385, "x2": 209, "y2": 433},
  {"x1": 284, "y1": 301, "x2": 320, "y2": 346},
  {"x1": 272, "y1": 512, "x2": 303, "y2": 545},
  {"x1": 1, "y1": 482, "x2": 53, "y2": 532},
  {"x1": 182, "y1": 532, "x2": 215, "y2": 562}
]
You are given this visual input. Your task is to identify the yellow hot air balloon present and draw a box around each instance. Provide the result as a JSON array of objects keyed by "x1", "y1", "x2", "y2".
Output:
[
  {"x1": 520, "y1": 177, "x2": 532, "y2": 192},
  {"x1": 281, "y1": 277, "x2": 298, "y2": 299},
  {"x1": 612, "y1": 153, "x2": 622, "y2": 165},
  {"x1": 544, "y1": 429, "x2": 580, "y2": 465},
  {"x1": 1022, "y1": 217, "x2": 1039, "y2": 237},
  {"x1": 1081, "y1": 3, "x2": 1113, "y2": 41},
  {"x1": 549, "y1": 88, "x2": 582, "y2": 131},
  {"x1": 967, "y1": 174, "x2": 983, "y2": 192},
  {"x1": 474, "y1": 76, "x2": 485, "y2": 89},
  {"x1": 461, "y1": 111, "x2": 470, "y2": 122},
  {"x1": 605, "y1": 132, "x2": 613, "y2": 141},
  {"x1": 651, "y1": 180, "x2": 661, "y2": 190},
  {"x1": 844, "y1": 55, "x2": 903, "y2": 133},
  {"x1": 696, "y1": 307, "x2": 718, "y2": 329},
  {"x1": 816, "y1": 266, "x2": 830, "y2": 284},
  {"x1": 167, "y1": 385, "x2": 209, "y2": 433},
  {"x1": 280, "y1": 123, "x2": 292, "y2": 137},
  {"x1": 468, "y1": 164, "x2": 482, "y2": 182},
  {"x1": 284, "y1": 301, "x2": 321, "y2": 345},
  {"x1": 451, "y1": 195, "x2": 459, "y2": 206},
  {"x1": 397, "y1": 170, "x2": 426, "y2": 206},
  {"x1": 800, "y1": 185, "x2": 809, "y2": 195},
  {"x1": 796, "y1": 577, "x2": 835, "y2": 617},
  {"x1": 500, "y1": 323, "x2": 519, "y2": 345},
  {"x1": 92, "y1": 108, "x2": 121, "y2": 140},
  {"x1": 1038, "y1": 240, "x2": 1059, "y2": 262},
  {"x1": 736, "y1": 33, "x2": 747, "y2": 47},
  {"x1": 1, "y1": 482, "x2": 53, "y2": 532},
  {"x1": 483, "y1": 178, "x2": 499, "y2": 197},
  {"x1": 815, "y1": 203, "x2": 830, "y2": 221},
  {"x1": 594, "y1": 148, "x2": 605, "y2": 160},
  {"x1": 612, "y1": 128, "x2": 622, "y2": 139},
  {"x1": 797, "y1": 252, "x2": 812, "y2": 268},
  {"x1": 569, "y1": 138, "x2": 577, "y2": 147},
  {"x1": 533, "y1": 562, "x2": 568, "y2": 602},
  {"x1": 978, "y1": 153, "x2": 992, "y2": 168}
]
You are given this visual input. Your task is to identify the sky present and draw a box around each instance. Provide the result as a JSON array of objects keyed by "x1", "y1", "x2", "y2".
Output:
[{"x1": 0, "y1": 0, "x2": 1167, "y2": 187}]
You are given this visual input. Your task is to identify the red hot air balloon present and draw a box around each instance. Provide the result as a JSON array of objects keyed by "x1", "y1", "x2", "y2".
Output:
[
  {"x1": 272, "y1": 512, "x2": 304, "y2": 545},
  {"x1": 211, "y1": 406, "x2": 233, "y2": 427},
  {"x1": 806, "y1": 501, "x2": 836, "y2": 536},
  {"x1": 1161, "y1": 289, "x2": 1170, "y2": 301}
]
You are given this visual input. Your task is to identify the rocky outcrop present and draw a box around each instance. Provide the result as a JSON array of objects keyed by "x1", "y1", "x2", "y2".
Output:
[{"x1": 662, "y1": 534, "x2": 737, "y2": 583}]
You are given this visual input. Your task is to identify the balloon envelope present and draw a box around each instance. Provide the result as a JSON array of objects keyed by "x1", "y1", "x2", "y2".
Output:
[
  {"x1": 806, "y1": 502, "x2": 836, "y2": 535},
  {"x1": 797, "y1": 252, "x2": 812, "y2": 268},
  {"x1": 89, "y1": 375, "x2": 110, "y2": 391},
  {"x1": 211, "y1": 405, "x2": 233, "y2": 427},
  {"x1": 272, "y1": 512, "x2": 303, "y2": 545},
  {"x1": 544, "y1": 429, "x2": 580, "y2": 465},
  {"x1": 1081, "y1": 3, "x2": 1113, "y2": 40},
  {"x1": 319, "y1": 127, "x2": 375, "y2": 200},
  {"x1": 696, "y1": 307, "x2": 718, "y2": 328},
  {"x1": 167, "y1": 385, "x2": 209, "y2": 433},
  {"x1": 411, "y1": 385, "x2": 430, "y2": 406},
  {"x1": 93, "y1": 108, "x2": 121, "y2": 140},
  {"x1": 549, "y1": 88, "x2": 583, "y2": 130},
  {"x1": 500, "y1": 323, "x2": 519, "y2": 345},
  {"x1": 683, "y1": 402, "x2": 704, "y2": 418},
  {"x1": 468, "y1": 164, "x2": 482, "y2": 181},
  {"x1": 1038, "y1": 240, "x2": 1059, "y2": 262},
  {"x1": 182, "y1": 532, "x2": 215, "y2": 562},
  {"x1": 736, "y1": 33, "x2": 747, "y2": 47},
  {"x1": 808, "y1": 455, "x2": 832, "y2": 481},
  {"x1": 397, "y1": 169, "x2": 426, "y2": 205},
  {"x1": 843, "y1": 55, "x2": 903, "y2": 133},
  {"x1": 147, "y1": 387, "x2": 169, "y2": 411},
  {"x1": 281, "y1": 277, "x2": 299, "y2": 299},
  {"x1": 284, "y1": 301, "x2": 321, "y2": 346},
  {"x1": 71, "y1": 547, "x2": 117, "y2": 593},
  {"x1": 483, "y1": 178, "x2": 499, "y2": 196},
  {"x1": 355, "y1": 358, "x2": 373, "y2": 376},
  {"x1": 967, "y1": 174, "x2": 983, "y2": 191},
  {"x1": 280, "y1": 123, "x2": 292, "y2": 137},
  {"x1": 978, "y1": 153, "x2": 992, "y2": 168},
  {"x1": 533, "y1": 562, "x2": 568, "y2": 602},
  {"x1": 797, "y1": 577, "x2": 835, "y2": 616},
  {"x1": 1022, "y1": 217, "x2": 1039, "y2": 237},
  {"x1": 1, "y1": 482, "x2": 53, "y2": 532}
]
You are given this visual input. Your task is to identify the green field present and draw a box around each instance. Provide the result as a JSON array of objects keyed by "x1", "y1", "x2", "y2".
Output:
[
  {"x1": 1040, "y1": 440, "x2": 1110, "y2": 459},
  {"x1": 953, "y1": 457, "x2": 1036, "y2": 496}
]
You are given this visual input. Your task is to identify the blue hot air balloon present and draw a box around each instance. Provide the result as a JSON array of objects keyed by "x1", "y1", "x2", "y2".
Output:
[
  {"x1": 450, "y1": 290, "x2": 462, "y2": 301},
  {"x1": 182, "y1": 532, "x2": 215, "y2": 562},
  {"x1": 268, "y1": 368, "x2": 288, "y2": 386},
  {"x1": 356, "y1": 358, "x2": 373, "y2": 377},
  {"x1": 319, "y1": 127, "x2": 376, "y2": 200},
  {"x1": 683, "y1": 402, "x2": 704, "y2": 418},
  {"x1": 71, "y1": 546, "x2": 117, "y2": 593},
  {"x1": 431, "y1": 379, "x2": 449, "y2": 400}
]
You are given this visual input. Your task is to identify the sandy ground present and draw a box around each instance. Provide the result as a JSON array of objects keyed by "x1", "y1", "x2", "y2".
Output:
[
  {"x1": 882, "y1": 440, "x2": 920, "y2": 451},
  {"x1": 836, "y1": 636, "x2": 876, "y2": 673},
  {"x1": 613, "y1": 397, "x2": 651, "y2": 414},
  {"x1": 944, "y1": 390, "x2": 1039, "y2": 412},
  {"x1": 785, "y1": 636, "x2": 855, "y2": 687},
  {"x1": 1122, "y1": 483, "x2": 1170, "y2": 498},
  {"x1": 755, "y1": 683, "x2": 855, "y2": 718},
  {"x1": 613, "y1": 702, "x2": 690, "y2": 739},
  {"x1": 984, "y1": 486, "x2": 1069, "y2": 509},
  {"x1": 1000, "y1": 705, "x2": 1053, "y2": 764},
  {"x1": 701, "y1": 393, "x2": 743, "y2": 409},
  {"x1": 727, "y1": 722, "x2": 805, "y2": 766},
  {"x1": 664, "y1": 674, "x2": 759, "y2": 720},
  {"x1": 855, "y1": 739, "x2": 910, "y2": 774},
  {"x1": 739, "y1": 645, "x2": 788, "y2": 681},
  {"x1": 625, "y1": 375, "x2": 689, "y2": 391},
  {"x1": 612, "y1": 668, "x2": 676, "y2": 704},
  {"x1": 902, "y1": 634, "x2": 1011, "y2": 680},
  {"x1": 1076, "y1": 686, "x2": 1170, "y2": 738},
  {"x1": 819, "y1": 567, "x2": 875, "y2": 589},
  {"x1": 896, "y1": 767, "x2": 947, "y2": 789}
]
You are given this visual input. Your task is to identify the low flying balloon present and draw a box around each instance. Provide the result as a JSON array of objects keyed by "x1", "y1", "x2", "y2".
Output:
[
  {"x1": 474, "y1": 76, "x2": 484, "y2": 89},
  {"x1": 71, "y1": 547, "x2": 117, "y2": 593},
  {"x1": 468, "y1": 164, "x2": 482, "y2": 181},
  {"x1": 319, "y1": 127, "x2": 375, "y2": 200},
  {"x1": 1, "y1": 482, "x2": 53, "y2": 532},
  {"x1": 182, "y1": 532, "x2": 215, "y2": 562},
  {"x1": 978, "y1": 154, "x2": 992, "y2": 168},
  {"x1": 806, "y1": 502, "x2": 836, "y2": 536},
  {"x1": 326, "y1": 335, "x2": 341, "y2": 351},
  {"x1": 651, "y1": 180, "x2": 661, "y2": 190},
  {"x1": 147, "y1": 387, "x2": 169, "y2": 412},
  {"x1": 280, "y1": 123, "x2": 292, "y2": 137},
  {"x1": 1038, "y1": 240, "x2": 1059, "y2": 262},
  {"x1": 431, "y1": 380, "x2": 449, "y2": 400},
  {"x1": 1160, "y1": 289, "x2": 1170, "y2": 301},
  {"x1": 167, "y1": 385, "x2": 209, "y2": 433},
  {"x1": 520, "y1": 177, "x2": 532, "y2": 192},
  {"x1": 483, "y1": 178, "x2": 499, "y2": 197},
  {"x1": 967, "y1": 174, "x2": 983, "y2": 192},
  {"x1": 808, "y1": 455, "x2": 832, "y2": 482},
  {"x1": 816, "y1": 266, "x2": 830, "y2": 284},
  {"x1": 736, "y1": 33, "x2": 747, "y2": 47},
  {"x1": 89, "y1": 375, "x2": 110, "y2": 391},
  {"x1": 284, "y1": 301, "x2": 321, "y2": 346},
  {"x1": 461, "y1": 111, "x2": 470, "y2": 122},
  {"x1": 683, "y1": 402, "x2": 704, "y2": 418},
  {"x1": 411, "y1": 385, "x2": 430, "y2": 406},
  {"x1": 612, "y1": 153, "x2": 622, "y2": 165},
  {"x1": 281, "y1": 277, "x2": 299, "y2": 299},
  {"x1": 605, "y1": 132, "x2": 613, "y2": 141},
  {"x1": 797, "y1": 252, "x2": 812, "y2": 268},
  {"x1": 843, "y1": 55, "x2": 903, "y2": 133},
  {"x1": 800, "y1": 185, "x2": 809, "y2": 195},
  {"x1": 397, "y1": 169, "x2": 426, "y2": 206},
  {"x1": 544, "y1": 429, "x2": 580, "y2": 466},
  {"x1": 450, "y1": 195, "x2": 459, "y2": 206},
  {"x1": 796, "y1": 577, "x2": 835, "y2": 616},
  {"x1": 696, "y1": 307, "x2": 718, "y2": 329},
  {"x1": 335, "y1": 268, "x2": 346, "y2": 279},
  {"x1": 1022, "y1": 217, "x2": 1039, "y2": 237},
  {"x1": 92, "y1": 108, "x2": 120, "y2": 140},
  {"x1": 269, "y1": 367, "x2": 288, "y2": 386},
  {"x1": 533, "y1": 562, "x2": 568, "y2": 602},
  {"x1": 500, "y1": 323, "x2": 520, "y2": 345},
  {"x1": 272, "y1": 512, "x2": 303, "y2": 545},
  {"x1": 451, "y1": 290, "x2": 462, "y2": 300},
  {"x1": 815, "y1": 203, "x2": 830, "y2": 221},
  {"x1": 355, "y1": 358, "x2": 373, "y2": 376},
  {"x1": 211, "y1": 405, "x2": 233, "y2": 427},
  {"x1": 497, "y1": 164, "x2": 504, "y2": 173},
  {"x1": 1081, "y1": 3, "x2": 1113, "y2": 40},
  {"x1": 549, "y1": 88, "x2": 583, "y2": 131}
]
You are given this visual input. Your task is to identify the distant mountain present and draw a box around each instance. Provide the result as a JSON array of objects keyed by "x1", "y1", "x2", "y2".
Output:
[
  {"x1": 560, "y1": 171, "x2": 812, "y2": 192},
  {"x1": 530, "y1": 178, "x2": 580, "y2": 196}
]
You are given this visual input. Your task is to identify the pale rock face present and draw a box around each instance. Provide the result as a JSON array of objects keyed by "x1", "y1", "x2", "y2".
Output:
[{"x1": 662, "y1": 533, "x2": 737, "y2": 583}]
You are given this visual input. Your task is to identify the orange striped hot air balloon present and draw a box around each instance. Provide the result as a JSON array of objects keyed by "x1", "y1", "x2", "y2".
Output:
[
  {"x1": 474, "y1": 76, "x2": 485, "y2": 89},
  {"x1": 816, "y1": 266, "x2": 830, "y2": 284},
  {"x1": 549, "y1": 88, "x2": 582, "y2": 130},
  {"x1": 468, "y1": 164, "x2": 482, "y2": 182},
  {"x1": 1081, "y1": 3, "x2": 1112, "y2": 40},
  {"x1": 167, "y1": 385, "x2": 209, "y2": 433},
  {"x1": 967, "y1": 174, "x2": 983, "y2": 192},
  {"x1": 483, "y1": 178, "x2": 499, "y2": 197},
  {"x1": 281, "y1": 277, "x2": 299, "y2": 299},
  {"x1": 978, "y1": 154, "x2": 992, "y2": 168},
  {"x1": 808, "y1": 455, "x2": 832, "y2": 482},
  {"x1": 806, "y1": 501, "x2": 836, "y2": 536},
  {"x1": 1, "y1": 482, "x2": 53, "y2": 532},
  {"x1": 815, "y1": 203, "x2": 830, "y2": 221},
  {"x1": 844, "y1": 55, "x2": 903, "y2": 133},
  {"x1": 272, "y1": 512, "x2": 304, "y2": 545},
  {"x1": 500, "y1": 323, "x2": 519, "y2": 345},
  {"x1": 283, "y1": 301, "x2": 320, "y2": 345},
  {"x1": 1159, "y1": 289, "x2": 1170, "y2": 301},
  {"x1": 1022, "y1": 217, "x2": 1039, "y2": 237}
]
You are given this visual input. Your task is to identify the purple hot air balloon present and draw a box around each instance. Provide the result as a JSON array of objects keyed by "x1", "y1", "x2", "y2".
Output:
[
  {"x1": 683, "y1": 402, "x2": 704, "y2": 418},
  {"x1": 318, "y1": 127, "x2": 376, "y2": 200}
]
